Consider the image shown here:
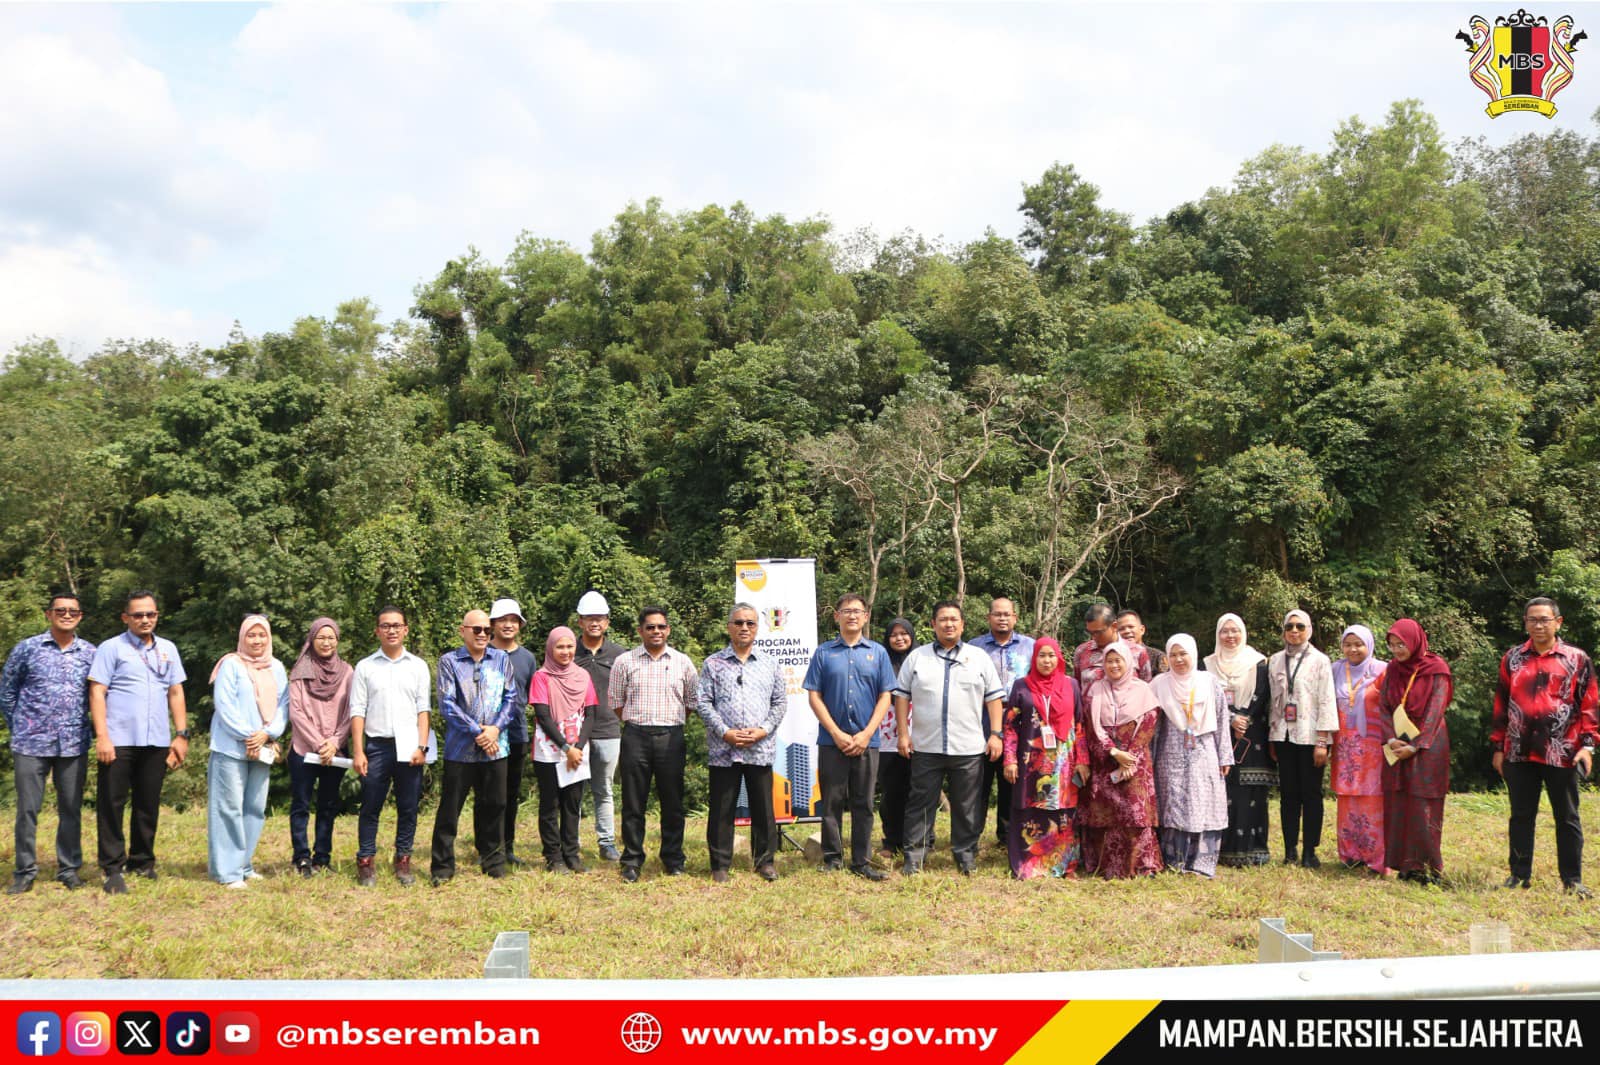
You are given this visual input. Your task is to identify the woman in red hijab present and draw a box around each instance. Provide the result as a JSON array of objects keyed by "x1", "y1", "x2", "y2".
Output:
[
  {"x1": 1379, "y1": 619, "x2": 1453, "y2": 884},
  {"x1": 1001, "y1": 637, "x2": 1087, "y2": 879}
]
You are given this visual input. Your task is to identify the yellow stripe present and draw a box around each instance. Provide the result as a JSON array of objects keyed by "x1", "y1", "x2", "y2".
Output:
[{"x1": 1008, "y1": 1000, "x2": 1159, "y2": 1065}]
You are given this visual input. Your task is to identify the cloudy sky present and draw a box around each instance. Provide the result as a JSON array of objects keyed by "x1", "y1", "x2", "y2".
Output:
[{"x1": 4, "y1": 2, "x2": 1595, "y2": 355}]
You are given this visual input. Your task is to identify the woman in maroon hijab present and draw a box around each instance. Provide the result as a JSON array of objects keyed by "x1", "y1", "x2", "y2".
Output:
[{"x1": 1380, "y1": 619, "x2": 1453, "y2": 884}]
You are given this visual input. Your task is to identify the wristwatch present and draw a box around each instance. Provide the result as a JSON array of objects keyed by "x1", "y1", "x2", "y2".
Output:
[{"x1": 175, "y1": 729, "x2": 191, "y2": 740}]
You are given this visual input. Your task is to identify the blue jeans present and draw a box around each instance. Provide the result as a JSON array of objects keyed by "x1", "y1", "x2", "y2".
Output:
[
  {"x1": 207, "y1": 751, "x2": 271, "y2": 883},
  {"x1": 357, "y1": 738, "x2": 423, "y2": 859},
  {"x1": 588, "y1": 737, "x2": 621, "y2": 847},
  {"x1": 288, "y1": 749, "x2": 346, "y2": 866}
]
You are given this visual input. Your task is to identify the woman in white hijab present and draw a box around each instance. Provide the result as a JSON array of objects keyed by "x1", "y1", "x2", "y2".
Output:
[
  {"x1": 1206, "y1": 613, "x2": 1272, "y2": 867},
  {"x1": 1152, "y1": 634, "x2": 1234, "y2": 877}
]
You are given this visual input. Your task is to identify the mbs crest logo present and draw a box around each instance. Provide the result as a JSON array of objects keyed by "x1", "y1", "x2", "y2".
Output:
[{"x1": 1457, "y1": 9, "x2": 1585, "y2": 117}]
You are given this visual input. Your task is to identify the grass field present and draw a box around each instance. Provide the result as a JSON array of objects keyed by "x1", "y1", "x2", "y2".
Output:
[{"x1": 4, "y1": 790, "x2": 1600, "y2": 980}]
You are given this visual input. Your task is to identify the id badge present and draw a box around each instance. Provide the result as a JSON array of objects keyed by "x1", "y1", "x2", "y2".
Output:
[
  {"x1": 1285, "y1": 702, "x2": 1298, "y2": 724},
  {"x1": 1223, "y1": 688, "x2": 1235, "y2": 708},
  {"x1": 1039, "y1": 723, "x2": 1058, "y2": 750},
  {"x1": 1184, "y1": 729, "x2": 1196, "y2": 751}
]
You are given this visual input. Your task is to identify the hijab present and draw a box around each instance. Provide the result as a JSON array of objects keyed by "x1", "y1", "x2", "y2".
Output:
[
  {"x1": 1089, "y1": 639, "x2": 1159, "y2": 742},
  {"x1": 1331, "y1": 624, "x2": 1385, "y2": 735},
  {"x1": 210, "y1": 613, "x2": 282, "y2": 726},
  {"x1": 1380, "y1": 618, "x2": 1453, "y2": 714},
  {"x1": 1282, "y1": 609, "x2": 1314, "y2": 654},
  {"x1": 1151, "y1": 633, "x2": 1220, "y2": 734},
  {"x1": 1024, "y1": 636, "x2": 1074, "y2": 720},
  {"x1": 884, "y1": 617, "x2": 915, "y2": 675},
  {"x1": 538, "y1": 626, "x2": 592, "y2": 731},
  {"x1": 1205, "y1": 612, "x2": 1266, "y2": 708},
  {"x1": 289, "y1": 617, "x2": 351, "y2": 703}
]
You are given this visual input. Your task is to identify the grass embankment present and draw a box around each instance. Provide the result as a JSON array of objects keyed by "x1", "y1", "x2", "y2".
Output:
[{"x1": 4, "y1": 790, "x2": 1599, "y2": 979}]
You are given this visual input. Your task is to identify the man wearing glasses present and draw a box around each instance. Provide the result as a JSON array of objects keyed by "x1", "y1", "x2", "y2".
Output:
[
  {"x1": 430, "y1": 609, "x2": 519, "y2": 885},
  {"x1": 87, "y1": 590, "x2": 189, "y2": 895},
  {"x1": 1, "y1": 592, "x2": 97, "y2": 893},
  {"x1": 970, "y1": 597, "x2": 1034, "y2": 849},
  {"x1": 611, "y1": 606, "x2": 698, "y2": 882},
  {"x1": 350, "y1": 605, "x2": 432, "y2": 887},
  {"x1": 804, "y1": 593, "x2": 897, "y2": 880},
  {"x1": 1074, "y1": 602, "x2": 1151, "y2": 688},
  {"x1": 698, "y1": 603, "x2": 787, "y2": 883},
  {"x1": 1266, "y1": 609, "x2": 1337, "y2": 869},
  {"x1": 1492, "y1": 597, "x2": 1599, "y2": 897}
]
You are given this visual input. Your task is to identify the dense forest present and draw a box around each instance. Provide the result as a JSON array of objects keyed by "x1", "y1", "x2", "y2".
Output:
[{"x1": 4, "y1": 100, "x2": 1600, "y2": 792}]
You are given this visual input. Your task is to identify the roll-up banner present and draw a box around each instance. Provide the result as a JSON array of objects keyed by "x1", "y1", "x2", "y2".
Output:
[{"x1": 733, "y1": 558, "x2": 821, "y2": 823}]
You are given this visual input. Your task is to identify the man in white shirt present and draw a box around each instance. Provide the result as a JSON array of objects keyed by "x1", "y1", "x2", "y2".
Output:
[
  {"x1": 1267, "y1": 609, "x2": 1337, "y2": 869},
  {"x1": 894, "y1": 600, "x2": 1005, "y2": 877},
  {"x1": 350, "y1": 605, "x2": 432, "y2": 887}
]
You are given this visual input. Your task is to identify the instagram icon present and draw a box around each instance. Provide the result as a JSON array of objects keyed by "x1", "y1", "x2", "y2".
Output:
[{"x1": 65, "y1": 1012, "x2": 111, "y2": 1056}]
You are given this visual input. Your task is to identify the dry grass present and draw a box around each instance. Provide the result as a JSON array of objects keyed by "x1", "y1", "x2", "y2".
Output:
[{"x1": 4, "y1": 790, "x2": 1600, "y2": 979}]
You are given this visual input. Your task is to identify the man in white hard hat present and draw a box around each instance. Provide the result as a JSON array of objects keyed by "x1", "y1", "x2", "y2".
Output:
[
  {"x1": 489, "y1": 598, "x2": 538, "y2": 868},
  {"x1": 573, "y1": 590, "x2": 626, "y2": 862}
]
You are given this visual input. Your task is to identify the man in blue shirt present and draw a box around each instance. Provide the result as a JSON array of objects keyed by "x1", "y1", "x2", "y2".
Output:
[
  {"x1": 1, "y1": 592, "x2": 97, "y2": 892},
  {"x1": 803, "y1": 593, "x2": 896, "y2": 881},
  {"x1": 430, "y1": 608, "x2": 519, "y2": 884},
  {"x1": 697, "y1": 603, "x2": 788, "y2": 883},
  {"x1": 970, "y1": 596, "x2": 1034, "y2": 849},
  {"x1": 87, "y1": 590, "x2": 190, "y2": 895}
]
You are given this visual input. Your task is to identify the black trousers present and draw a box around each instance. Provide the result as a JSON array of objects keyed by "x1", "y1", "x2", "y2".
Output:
[
  {"x1": 1505, "y1": 760, "x2": 1584, "y2": 883},
  {"x1": 429, "y1": 758, "x2": 508, "y2": 877},
  {"x1": 979, "y1": 754, "x2": 1012, "y2": 844},
  {"x1": 533, "y1": 759, "x2": 583, "y2": 865},
  {"x1": 902, "y1": 752, "x2": 983, "y2": 869},
  {"x1": 707, "y1": 763, "x2": 777, "y2": 871},
  {"x1": 504, "y1": 740, "x2": 529, "y2": 859},
  {"x1": 619, "y1": 724, "x2": 685, "y2": 873},
  {"x1": 819, "y1": 745, "x2": 878, "y2": 867},
  {"x1": 1277, "y1": 740, "x2": 1325, "y2": 854},
  {"x1": 97, "y1": 746, "x2": 167, "y2": 875},
  {"x1": 876, "y1": 749, "x2": 917, "y2": 852}
]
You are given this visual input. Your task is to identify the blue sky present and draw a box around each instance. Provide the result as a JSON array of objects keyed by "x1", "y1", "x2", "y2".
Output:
[{"x1": 4, "y1": 2, "x2": 1596, "y2": 355}]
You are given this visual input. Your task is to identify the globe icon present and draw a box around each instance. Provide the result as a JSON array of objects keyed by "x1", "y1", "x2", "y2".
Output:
[{"x1": 620, "y1": 1011, "x2": 663, "y2": 1054}]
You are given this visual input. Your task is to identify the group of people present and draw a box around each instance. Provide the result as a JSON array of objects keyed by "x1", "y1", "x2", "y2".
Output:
[{"x1": 2, "y1": 588, "x2": 1596, "y2": 896}]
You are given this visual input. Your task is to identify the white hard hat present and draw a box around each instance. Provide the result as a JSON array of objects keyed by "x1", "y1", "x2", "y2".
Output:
[
  {"x1": 575, "y1": 591, "x2": 610, "y2": 616},
  {"x1": 488, "y1": 598, "x2": 524, "y2": 621}
]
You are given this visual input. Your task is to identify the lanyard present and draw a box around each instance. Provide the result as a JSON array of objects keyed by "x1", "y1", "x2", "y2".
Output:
[
  {"x1": 1182, "y1": 686, "x2": 1197, "y2": 731},
  {"x1": 1345, "y1": 668, "x2": 1369, "y2": 711},
  {"x1": 1395, "y1": 669, "x2": 1419, "y2": 713},
  {"x1": 1284, "y1": 650, "x2": 1306, "y2": 697}
]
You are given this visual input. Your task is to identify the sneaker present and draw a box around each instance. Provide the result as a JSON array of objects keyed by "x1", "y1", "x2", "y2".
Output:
[
  {"x1": 393, "y1": 855, "x2": 416, "y2": 887},
  {"x1": 849, "y1": 864, "x2": 888, "y2": 882},
  {"x1": 224, "y1": 880, "x2": 249, "y2": 891},
  {"x1": 599, "y1": 844, "x2": 621, "y2": 862},
  {"x1": 6, "y1": 875, "x2": 33, "y2": 895},
  {"x1": 244, "y1": 870, "x2": 264, "y2": 881},
  {"x1": 356, "y1": 856, "x2": 377, "y2": 888},
  {"x1": 57, "y1": 871, "x2": 84, "y2": 891},
  {"x1": 103, "y1": 872, "x2": 128, "y2": 896}
]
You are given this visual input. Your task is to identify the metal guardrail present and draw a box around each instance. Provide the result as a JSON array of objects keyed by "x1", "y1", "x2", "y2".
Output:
[
  {"x1": 1257, "y1": 917, "x2": 1342, "y2": 963},
  {"x1": 483, "y1": 931, "x2": 529, "y2": 979}
]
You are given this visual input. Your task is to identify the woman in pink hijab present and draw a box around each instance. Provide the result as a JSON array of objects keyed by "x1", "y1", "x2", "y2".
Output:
[
  {"x1": 1079, "y1": 640, "x2": 1163, "y2": 877},
  {"x1": 530, "y1": 626, "x2": 598, "y2": 873}
]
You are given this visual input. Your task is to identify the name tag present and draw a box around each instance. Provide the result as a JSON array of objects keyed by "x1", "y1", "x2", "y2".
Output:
[{"x1": 1039, "y1": 723, "x2": 1058, "y2": 750}]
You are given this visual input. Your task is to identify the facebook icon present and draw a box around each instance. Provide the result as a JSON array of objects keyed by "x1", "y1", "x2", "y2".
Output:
[{"x1": 16, "y1": 1012, "x2": 61, "y2": 1057}]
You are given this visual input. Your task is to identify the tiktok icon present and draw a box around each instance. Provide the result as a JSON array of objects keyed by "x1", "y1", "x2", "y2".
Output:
[{"x1": 165, "y1": 1013, "x2": 210, "y2": 1056}]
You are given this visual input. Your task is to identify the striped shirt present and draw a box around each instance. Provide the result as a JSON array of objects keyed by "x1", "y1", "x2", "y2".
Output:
[{"x1": 610, "y1": 645, "x2": 698, "y2": 727}]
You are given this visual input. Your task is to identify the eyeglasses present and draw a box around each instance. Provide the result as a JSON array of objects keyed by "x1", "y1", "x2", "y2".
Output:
[
  {"x1": 642, "y1": 624, "x2": 669, "y2": 632},
  {"x1": 465, "y1": 626, "x2": 492, "y2": 636},
  {"x1": 837, "y1": 609, "x2": 866, "y2": 617},
  {"x1": 729, "y1": 620, "x2": 758, "y2": 628},
  {"x1": 1525, "y1": 616, "x2": 1558, "y2": 625},
  {"x1": 1284, "y1": 623, "x2": 1307, "y2": 631},
  {"x1": 48, "y1": 608, "x2": 82, "y2": 618},
  {"x1": 127, "y1": 612, "x2": 159, "y2": 620},
  {"x1": 377, "y1": 622, "x2": 406, "y2": 632}
]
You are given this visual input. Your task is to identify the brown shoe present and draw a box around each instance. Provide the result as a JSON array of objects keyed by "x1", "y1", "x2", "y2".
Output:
[
  {"x1": 757, "y1": 863, "x2": 778, "y2": 882},
  {"x1": 394, "y1": 854, "x2": 416, "y2": 887},
  {"x1": 356, "y1": 856, "x2": 376, "y2": 888}
]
